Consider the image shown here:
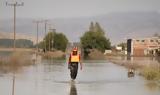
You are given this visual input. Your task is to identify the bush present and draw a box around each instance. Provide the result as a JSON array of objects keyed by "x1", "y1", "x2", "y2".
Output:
[
  {"x1": 42, "y1": 32, "x2": 68, "y2": 52},
  {"x1": 0, "y1": 51, "x2": 33, "y2": 73},
  {"x1": 141, "y1": 67, "x2": 160, "y2": 80}
]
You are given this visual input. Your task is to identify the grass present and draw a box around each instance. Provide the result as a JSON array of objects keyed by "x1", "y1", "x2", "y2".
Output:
[
  {"x1": 42, "y1": 51, "x2": 65, "y2": 60},
  {"x1": 106, "y1": 55, "x2": 160, "y2": 81},
  {"x1": 0, "y1": 51, "x2": 33, "y2": 73},
  {"x1": 140, "y1": 66, "x2": 160, "y2": 80}
]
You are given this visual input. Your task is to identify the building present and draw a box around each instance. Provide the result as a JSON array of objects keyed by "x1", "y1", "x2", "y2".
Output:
[{"x1": 127, "y1": 37, "x2": 160, "y2": 56}]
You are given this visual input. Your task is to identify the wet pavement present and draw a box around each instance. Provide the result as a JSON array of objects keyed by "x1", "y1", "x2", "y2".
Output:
[{"x1": 0, "y1": 58, "x2": 160, "y2": 95}]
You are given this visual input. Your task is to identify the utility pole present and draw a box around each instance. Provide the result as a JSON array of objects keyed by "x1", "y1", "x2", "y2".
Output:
[
  {"x1": 6, "y1": 1, "x2": 24, "y2": 95},
  {"x1": 50, "y1": 28, "x2": 56, "y2": 51},
  {"x1": 6, "y1": 1, "x2": 24, "y2": 51},
  {"x1": 44, "y1": 20, "x2": 48, "y2": 52},
  {"x1": 48, "y1": 24, "x2": 52, "y2": 51},
  {"x1": 33, "y1": 20, "x2": 42, "y2": 52}
]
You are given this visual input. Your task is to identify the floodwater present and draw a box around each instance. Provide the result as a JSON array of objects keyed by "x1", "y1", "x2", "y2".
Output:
[{"x1": 0, "y1": 55, "x2": 160, "y2": 95}]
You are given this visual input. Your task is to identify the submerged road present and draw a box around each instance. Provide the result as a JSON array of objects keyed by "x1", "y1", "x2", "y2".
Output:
[{"x1": 0, "y1": 59, "x2": 160, "y2": 95}]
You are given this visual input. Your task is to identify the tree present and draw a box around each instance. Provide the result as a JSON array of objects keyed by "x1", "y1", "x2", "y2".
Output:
[
  {"x1": 89, "y1": 21, "x2": 94, "y2": 32},
  {"x1": 81, "y1": 22, "x2": 111, "y2": 57},
  {"x1": 95, "y1": 22, "x2": 105, "y2": 34},
  {"x1": 53, "y1": 33, "x2": 68, "y2": 52},
  {"x1": 43, "y1": 31, "x2": 68, "y2": 52}
]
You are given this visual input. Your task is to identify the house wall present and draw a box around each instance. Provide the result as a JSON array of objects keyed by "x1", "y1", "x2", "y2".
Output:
[{"x1": 127, "y1": 37, "x2": 160, "y2": 56}]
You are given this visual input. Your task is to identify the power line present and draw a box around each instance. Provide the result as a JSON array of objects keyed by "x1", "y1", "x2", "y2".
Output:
[
  {"x1": 33, "y1": 20, "x2": 43, "y2": 52},
  {"x1": 6, "y1": 1, "x2": 24, "y2": 51},
  {"x1": 6, "y1": 1, "x2": 24, "y2": 95},
  {"x1": 44, "y1": 20, "x2": 49, "y2": 52}
]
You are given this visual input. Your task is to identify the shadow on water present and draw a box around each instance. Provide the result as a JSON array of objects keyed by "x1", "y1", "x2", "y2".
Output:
[
  {"x1": 70, "y1": 82, "x2": 78, "y2": 95},
  {"x1": 54, "y1": 79, "x2": 137, "y2": 85}
]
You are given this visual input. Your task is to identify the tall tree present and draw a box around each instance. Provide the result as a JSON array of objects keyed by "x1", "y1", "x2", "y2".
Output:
[
  {"x1": 89, "y1": 21, "x2": 94, "y2": 32},
  {"x1": 53, "y1": 33, "x2": 68, "y2": 52},
  {"x1": 43, "y1": 32, "x2": 68, "y2": 52},
  {"x1": 81, "y1": 22, "x2": 111, "y2": 57},
  {"x1": 95, "y1": 22, "x2": 105, "y2": 34}
]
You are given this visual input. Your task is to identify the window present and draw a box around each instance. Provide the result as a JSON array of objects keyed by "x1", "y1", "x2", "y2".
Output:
[
  {"x1": 141, "y1": 40, "x2": 145, "y2": 42},
  {"x1": 136, "y1": 40, "x2": 140, "y2": 42},
  {"x1": 150, "y1": 40, "x2": 154, "y2": 42}
]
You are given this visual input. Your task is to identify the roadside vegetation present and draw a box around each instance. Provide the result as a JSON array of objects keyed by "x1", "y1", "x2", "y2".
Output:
[
  {"x1": 39, "y1": 31, "x2": 68, "y2": 52},
  {"x1": 80, "y1": 22, "x2": 111, "y2": 59},
  {"x1": 38, "y1": 31, "x2": 68, "y2": 59},
  {"x1": 42, "y1": 50, "x2": 65, "y2": 60},
  {"x1": 0, "y1": 51, "x2": 33, "y2": 73},
  {"x1": 106, "y1": 56, "x2": 160, "y2": 81},
  {"x1": 140, "y1": 65, "x2": 160, "y2": 81}
]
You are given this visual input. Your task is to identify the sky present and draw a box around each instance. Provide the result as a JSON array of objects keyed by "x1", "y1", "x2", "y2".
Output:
[{"x1": 1, "y1": 0, "x2": 160, "y2": 19}]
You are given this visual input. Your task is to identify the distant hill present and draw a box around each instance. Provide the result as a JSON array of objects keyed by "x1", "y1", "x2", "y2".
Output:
[
  {"x1": 0, "y1": 39, "x2": 33, "y2": 48},
  {"x1": 0, "y1": 11, "x2": 160, "y2": 45}
]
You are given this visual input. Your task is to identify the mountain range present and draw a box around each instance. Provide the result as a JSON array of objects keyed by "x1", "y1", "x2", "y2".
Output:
[{"x1": 0, "y1": 11, "x2": 160, "y2": 45}]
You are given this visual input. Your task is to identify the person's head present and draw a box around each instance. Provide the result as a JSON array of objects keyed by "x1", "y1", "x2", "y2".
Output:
[{"x1": 72, "y1": 47, "x2": 78, "y2": 55}]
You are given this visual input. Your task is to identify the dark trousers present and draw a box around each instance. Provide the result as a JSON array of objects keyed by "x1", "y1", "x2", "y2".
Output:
[{"x1": 70, "y1": 62, "x2": 78, "y2": 79}]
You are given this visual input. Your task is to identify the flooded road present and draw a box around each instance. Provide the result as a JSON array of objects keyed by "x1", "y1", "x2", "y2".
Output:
[{"x1": 0, "y1": 59, "x2": 160, "y2": 95}]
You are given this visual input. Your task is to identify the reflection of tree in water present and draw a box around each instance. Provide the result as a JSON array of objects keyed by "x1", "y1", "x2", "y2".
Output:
[{"x1": 70, "y1": 83, "x2": 77, "y2": 95}]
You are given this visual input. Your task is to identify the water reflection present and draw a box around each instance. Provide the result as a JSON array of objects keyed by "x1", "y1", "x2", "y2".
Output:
[
  {"x1": 70, "y1": 83, "x2": 77, "y2": 95},
  {"x1": 156, "y1": 56, "x2": 160, "y2": 63},
  {"x1": 127, "y1": 68, "x2": 135, "y2": 78}
]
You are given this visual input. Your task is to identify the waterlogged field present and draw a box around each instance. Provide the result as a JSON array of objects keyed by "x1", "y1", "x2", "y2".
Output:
[{"x1": 0, "y1": 56, "x2": 160, "y2": 95}]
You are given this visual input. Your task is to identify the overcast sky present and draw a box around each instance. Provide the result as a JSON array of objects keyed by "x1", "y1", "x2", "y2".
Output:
[{"x1": 0, "y1": 0, "x2": 160, "y2": 19}]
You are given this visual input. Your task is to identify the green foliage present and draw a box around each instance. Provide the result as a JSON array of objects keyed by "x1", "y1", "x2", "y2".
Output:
[
  {"x1": 0, "y1": 39, "x2": 33, "y2": 48},
  {"x1": 43, "y1": 31, "x2": 68, "y2": 52},
  {"x1": 81, "y1": 22, "x2": 111, "y2": 57},
  {"x1": 53, "y1": 33, "x2": 68, "y2": 51}
]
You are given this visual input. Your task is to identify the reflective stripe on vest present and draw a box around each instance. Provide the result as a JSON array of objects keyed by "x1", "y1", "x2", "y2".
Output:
[{"x1": 71, "y1": 55, "x2": 80, "y2": 62}]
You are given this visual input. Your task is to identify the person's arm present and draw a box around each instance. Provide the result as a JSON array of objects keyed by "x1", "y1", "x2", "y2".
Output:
[{"x1": 68, "y1": 54, "x2": 71, "y2": 69}]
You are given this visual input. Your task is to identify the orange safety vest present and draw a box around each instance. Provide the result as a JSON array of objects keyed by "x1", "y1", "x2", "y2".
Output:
[{"x1": 70, "y1": 53, "x2": 80, "y2": 62}]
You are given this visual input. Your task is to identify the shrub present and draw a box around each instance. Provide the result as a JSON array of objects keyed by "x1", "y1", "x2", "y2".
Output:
[{"x1": 141, "y1": 67, "x2": 159, "y2": 80}]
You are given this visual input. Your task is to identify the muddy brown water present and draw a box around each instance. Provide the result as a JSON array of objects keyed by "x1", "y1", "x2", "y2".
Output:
[{"x1": 0, "y1": 54, "x2": 160, "y2": 95}]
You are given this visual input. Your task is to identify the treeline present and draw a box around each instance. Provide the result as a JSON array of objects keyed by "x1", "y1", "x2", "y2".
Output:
[
  {"x1": 0, "y1": 39, "x2": 33, "y2": 48},
  {"x1": 41, "y1": 21, "x2": 111, "y2": 58}
]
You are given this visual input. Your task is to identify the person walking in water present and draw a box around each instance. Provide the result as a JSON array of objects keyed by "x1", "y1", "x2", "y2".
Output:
[{"x1": 68, "y1": 47, "x2": 82, "y2": 80}]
